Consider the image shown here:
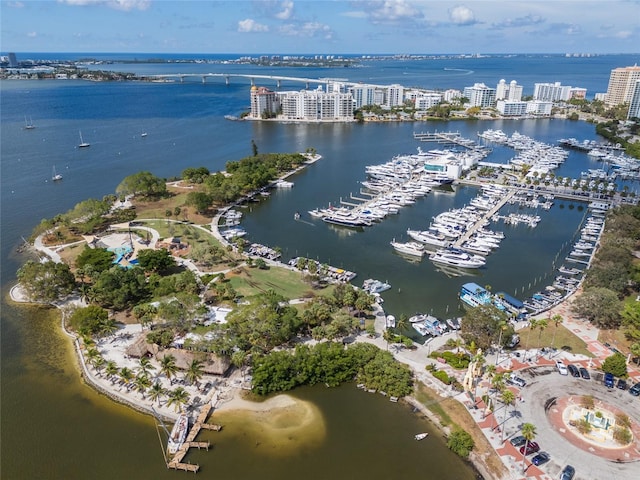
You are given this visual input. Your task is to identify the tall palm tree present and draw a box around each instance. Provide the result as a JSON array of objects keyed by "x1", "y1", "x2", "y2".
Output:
[
  {"x1": 395, "y1": 314, "x2": 410, "y2": 334},
  {"x1": 138, "y1": 357, "x2": 155, "y2": 377},
  {"x1": 231, "y1": 350, "x2": 247, "y2": 381},
  {"x1": 119, "y1": 367, "x2": 134, "y2": 391},
  {"x1": 521, "y1": 423, "x2": 537, "y2": 474},
  {"x1": 184, "y1": 359, "x2": 204, "y2": 387},
  {"x1": 133, "y1": 374, "x2": 151, "y2": 398},
  {"x1": 494, "y1": 320, "x2": 507, "y2": 365},
  {"x1": 500, "y1": 389, "x2": 516, "y2": 442},
  {"x1": 160, "y1": 354, "x2": 178, "y2": 385},
  {"x1": 167, "y1": 387, "x2": 190, "y2": 413},
  {"x1": 85, "y1": 347, "x2": 100, "y2": 365},
  {"x1": 525, "y1": 319, "x2": 538, "y2": 361},
  {"x1": 91, "y1": 355, "x2": 105, "y2": 374},
  {"x1": 550, "y1": 314, "x2": 564, "y2": 350},
  {"x1": 148, "y1": 381, "x2": 166, "y2": 406},
  {"x1": 105, "y1": 361, "x2": 119, "y2": 384},
  {"x1": 489, "y1": 373, "x2": 505, "y2": 425},
  {"x1": 536, "y1": 318, "x2": 548, "y2": 343}
]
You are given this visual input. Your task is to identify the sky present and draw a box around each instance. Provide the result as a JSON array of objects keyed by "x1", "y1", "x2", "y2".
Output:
[{"x1": 1, "y1": 0, "x2": 639, "y2": 55}]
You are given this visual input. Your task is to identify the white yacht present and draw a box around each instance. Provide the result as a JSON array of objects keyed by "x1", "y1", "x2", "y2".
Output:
[
  {"x1": 390, "y1": 240, "x2": 425, "y2": 258},
  {"x1": 429, "y1": 248, "x2": 486, "y2": 269},
  {"x1": 407, "y1": 229, "x2": 450, "y2": 247}
]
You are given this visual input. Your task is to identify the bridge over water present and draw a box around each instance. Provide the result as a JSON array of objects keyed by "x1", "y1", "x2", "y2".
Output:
[{"x1": 143, "y1": 73, "x2": 386, "y2": 89}]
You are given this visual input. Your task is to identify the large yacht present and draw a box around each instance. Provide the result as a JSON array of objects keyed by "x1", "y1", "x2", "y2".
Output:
[
  {"x1": 406, "y1": 228, "x2": 450, "y2": 247},
  {"x1": 390, "y1": 240, "x2": 425, "y2": 258},
  {"x1": 429, "y1": 248, "x2": 486, "y2": 269}
]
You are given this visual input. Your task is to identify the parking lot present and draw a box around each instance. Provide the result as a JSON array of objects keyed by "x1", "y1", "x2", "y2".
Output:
[{"x1": 496, "y1": 365, "x2": 640, "y2": 480}]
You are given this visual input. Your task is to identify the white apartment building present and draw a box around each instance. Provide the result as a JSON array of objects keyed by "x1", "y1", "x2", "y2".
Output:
[
  {"x1": 277, "y1": 88, "x2": 354, "y2": 121},
  {"x1": 605, "y1": 65, "x2": 640, "y2": 107},
  {"x1": 386, "y1": 84, "x2": 405, "y2": 107},
  {"x1": 628, "y1": 80, "x2": 640, "y2": 120},
  {"x1": 250, "y1": 86, "x2": 280, "y2": 118},
  {"x1": 463, "y1": 83, "x2": 496, "y2": 108},
  {"x1": 496, "y1": 100, "x2": 527, "y2": 116},
  {"x1": 349, "y1": 84, "x2": 377, "y2": 108},
  {"x1": 414, "y1": 93, "x2": 443, "y2": 110},
  {"x1": 496, "y1": 80, "x2": 523, "y2": 101},
  {"x1": 533, "y1": 82, "x2": 572, "y2": 102},
  {"x1": 526, "y1": 101, "x2": 553, "y2": 116},
  {"x1": 443, "y1": 89, "x2": 462, "y2": 102},
  {"x1": 569, "y1": 87, "x2": 587, "y2": 100}
]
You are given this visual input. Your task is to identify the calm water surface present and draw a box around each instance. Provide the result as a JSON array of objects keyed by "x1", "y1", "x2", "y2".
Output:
[{"x1": 2, "y1": 55, "x2": 638, "y2": 478}]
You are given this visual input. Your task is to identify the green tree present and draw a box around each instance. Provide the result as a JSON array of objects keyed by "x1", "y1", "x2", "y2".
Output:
[
  {"x1": 160, "y1": 354, "x2": 178, "y2": 384},
  {"x1": 138, "y1": 357, "x2": 155, "y2": 377},
  {"x1": 68, "y1": 305, "x2": 111, "y2": 337},
  {"x1": 136, "y1": 249, "x2": 175, "y2": 273},
  {"x1": 460, "y1": 304, "x2": 510, "y2": 351},
  {"x1": 447, "y1": 428, "x2": 474, "y2": 458},
  {"x1": 550, "y1": 314, "x2": 564, "y2": 349},
  {"x1": 16, "y1": 260, "x2": 76, "y2": 303},
  {"x1": 119, "y1": 366, "x2": 134, "y2": 391},
  {"x1": 133, "y1": 374, "x2": 151, "y2": 398},
  {"x1": 75, "y1": 246, "x2": 115, "y2": 274},
  {"x1": 184, "y1": 359, "x2": 204, "y2": 387},
  {"x1": 105, "y1": 361, "x2": 119, "y2": 384},
  {"x1": 116, "y1": 171, "x2": 167, "y2": 199},
  {"x1": 601, "y1": 352, "x2": 627, "y2": 378},
  {"x1": 167, "y1": 387, "x2": 190, "y2": 413},
  {"x1": 148, "y1": 382, "x2": 166, "y2": 406},
  {"x1": 621, "y1": 301, "x2": 640, "y2": 342},
  {"x1": 631, "y1": 342, "x2": 640, "y2": 366},
  {"x1": 500, "y1": 389, "x2": 516, "y2": 442},
  {"x1": 520, "y1": 423, "x2": 537, "y2": 474},
  {"x1": 571, "y1": 288, "x2": 621, "y2": 328},
  {"x1": 185, "y1": 191, "x2": 212, "y2": 214}
]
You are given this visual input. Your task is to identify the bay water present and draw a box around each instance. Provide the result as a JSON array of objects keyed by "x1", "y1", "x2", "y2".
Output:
[{"x1": 1, "y1": 54, "x2": 638, "y2": 478}]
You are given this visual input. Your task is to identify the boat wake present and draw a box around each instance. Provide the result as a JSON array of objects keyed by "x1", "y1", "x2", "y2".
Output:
[{"x1": 443, "y1": 68, "x2": 474, "y2": 75}]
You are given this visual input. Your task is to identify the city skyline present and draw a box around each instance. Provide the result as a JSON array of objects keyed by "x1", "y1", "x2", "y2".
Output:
[{"x1": 1, "y1": 0, "x2": 639, "y2": 55}]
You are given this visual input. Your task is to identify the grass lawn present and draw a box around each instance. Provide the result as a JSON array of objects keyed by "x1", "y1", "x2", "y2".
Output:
[
  {"x1": 226, "y1": 265, "x2": 336, "y2": 301},
  {"x1": 517, "y1": 323, "x2": 592, "y2": 357}
]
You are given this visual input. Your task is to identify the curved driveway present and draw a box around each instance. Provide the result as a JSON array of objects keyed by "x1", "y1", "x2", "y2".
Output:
[{"x1": 497, "y1": 365, "x2": 640, "y2": 480}]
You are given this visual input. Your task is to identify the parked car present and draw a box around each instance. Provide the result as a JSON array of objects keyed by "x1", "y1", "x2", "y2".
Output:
[
  {"x1": 556, "y1": 361, "x2": 568, "y2": 376},
  {"x1": 579, "y1": 367, "x2": 590, "y2": 380},
  {"x1": 604, "y1": 372, "x2": 614, "y2": 388},
  {"x1": 617, "y1": 378, "x2": 628, "y2": 390},
  {"x1": 531, "y1": 451, "x2": 550, "y2": 466},
  {"x1": 630, "y1": 382, "x2": 640, "y2": 396},
  {"x1": 507, "y1": 374, "x2": 527, "y2": 388},
  {"x1": 567, "y1": 364, "x2": 580, "y2": 377},
  {"x1": 519, "y1": 441, "x2": 540, "y2": 455},
  {"x1": 560, "y1": 465, "x2": 575, "y2": 480},
  {"x1": 509, "y1": 435, "x2": 526, "y2": 447}
]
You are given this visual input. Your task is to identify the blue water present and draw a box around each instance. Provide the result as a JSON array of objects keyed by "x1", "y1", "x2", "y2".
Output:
[{"x1": 2, "y1": 52, "x2": 639, "y2": 480}]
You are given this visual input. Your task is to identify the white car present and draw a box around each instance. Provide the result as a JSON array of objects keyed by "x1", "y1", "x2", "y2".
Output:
[{"x1": 556, "y1": 360, "x2": 568, "y2": 376}]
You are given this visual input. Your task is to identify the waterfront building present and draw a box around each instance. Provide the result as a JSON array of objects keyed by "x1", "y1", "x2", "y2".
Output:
[
  {"x1": 569, "y1": 87, "x2": 587, "y2": 100},
  {"x1": 386, "y1": 84, "x2": 405, "y2": 107},
  {"x1": 496, "y1": 79, "x2": 523, "y2": 101},
  {"x1": 443, "y1": 89, "x2": 462, "y2": 102},
  {"x1": 463, "y1": 83, "x2": 496, "y2": 108},
  {"x1": 496, "y1": 100, "x2": 527, "y2": 116},
  {"x1": 414, "y1": 93, "x2": 443, "y2": 110},
  {"x1": 533, "y1": 82, "x2": 572, "y2": 102},
  {"x1": 349, "y1": 84, "x2": 377, "y2": 109},
  {"x1": 629, "y1": 80, "x2": 640, "y2": 120},
  {"x1": 526, "y1": 101, "x2": 553, "y2": 116},
  {"x1": 604, "y1": 65, "x2": 640, "y2": 107},
  {"x1": 277, "y1": 88, "x2": 354, "y2": 121},
  {"x1": 250, "y1": 86, "x2": 280, "y2": 118}
]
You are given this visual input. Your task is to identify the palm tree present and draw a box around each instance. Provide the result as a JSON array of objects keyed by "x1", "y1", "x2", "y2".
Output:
[
  {"x1": 231, "y1": 350, "x2": 247, "y2": 381},
  {"x1": 494, "y1": 320, "x2": 507, "y2": 365},
  {"x1": 521, "y1": 423, "x2": 537, "y2": 474},
  {"x1": 138, "y1": 357, "x2": 155, "y2": 377},
  {"x1": 500, "y1": 389, "x2": 516, "y2": 442},
  {"x1": 167, "y1": 387, "x2": 190, "y2": 413},
  {"x1": 133, "y1": 374, "x2": 151, "y2": 398},
  {"x1": 184, "y1": 359, "x2": 204, "y2": 387},
  {"x1": 92, "y1": 355, "x2": 105, "y2": 374},
  {"x1": 631, "y1": 342, "x2": 640, "y2": 366},
  {"x1": 160, "y1": 354, "x2": 178, "y2": 384},
  {"x1": 105, "y1": 361, "x2": 119, "y2": 384},
  {"x1": 395, "y1": 314, "x2": 410, "y2": 334},
  {"x1": 536, "y1": 318, "x2": 548, "y2": 343},
  {"x1": 119, "y1": 367, "x2": 134, "y2": 391},
  {"x1": 550, "y1": 314, "x2": 564, "y2": 350},
  {"x1": 525, "y1": 319, "x2": 538, "y2": 361},
  {"x1": 85, "y1": 347, "x2": 100, "y2": 366},
  {"x1": 489, "y1": 373, "x2": 505, "y2": 426},
  {"x1": 148, "y1": 381, "x2": 166, "y2": 406}
]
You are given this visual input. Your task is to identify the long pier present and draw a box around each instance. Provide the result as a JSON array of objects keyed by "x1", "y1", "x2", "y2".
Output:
[
  {"x1": 167, "y1": 403, "x2": 223, "y2": 473},
  {"x1": 452, "y1": 189, "x2": 518, "y2": 247}
]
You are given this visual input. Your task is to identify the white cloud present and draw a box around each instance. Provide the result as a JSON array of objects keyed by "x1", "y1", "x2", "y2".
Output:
[
  {"x1": 279, "y1": 21, "x2": 333, "y2": 39},
  {"x1": 57, "y1": 0, "x2": 151, "y2": 11},
  {"x1": 449, "y1": 5, "x2": 476, "y2": 25},
  {"x1": 491, "y1": 14, "x2": 544, "y2": 29},
  {"x1": 368, "y1": 0, "x2": 422, "y2": 23},
  {"x1": 237, "y1": 19, "x2": 269, "y2": 33},
  {"x1": 275, "y1": 0, "x2": 294, "y2": 20},
  {"x1": 7, "y1": 1, "x2": 25, "y2": 7},
  {"x1": 27, "y1": 31, "x2": 37, "y2": 37}
]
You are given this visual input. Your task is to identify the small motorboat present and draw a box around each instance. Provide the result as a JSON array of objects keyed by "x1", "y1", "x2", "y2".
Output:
[{"x1": 415, "y1": 432, "x2": 429, "y2": 441}]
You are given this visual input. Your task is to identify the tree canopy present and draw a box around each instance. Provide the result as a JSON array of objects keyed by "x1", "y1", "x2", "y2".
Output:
[
  {"x1": 571, "y1": 287, "x2": 621, "y2": 329},
  {"x1": 136, "y1": 248, "x2": 175, "y2": 273},
  {"x1": 68, "y1": 305, "x2": 116, "y2": 337},
  {"x1": 75, "y1": 246, "x2": 115, "y2": 274},
  {"x1": 116, "y1": 171, "x2": 167, "y2": 199},
  {"x1": 460, "y1": 304, "x2": 511, "y2": 351},
  {"x1": 16, "y1": 260, "x2": 76, "y2": 303}
]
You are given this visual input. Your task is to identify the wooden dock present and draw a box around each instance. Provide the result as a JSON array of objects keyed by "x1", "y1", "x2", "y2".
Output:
[
  {"x1": 452, "y1": 189, "x2": 517, "y2": 247},
  {"x1": 166, "y1": 402, "x2": 223, "y2": 473}
]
